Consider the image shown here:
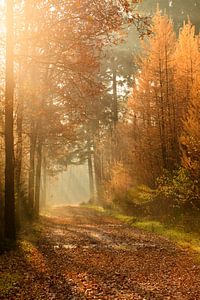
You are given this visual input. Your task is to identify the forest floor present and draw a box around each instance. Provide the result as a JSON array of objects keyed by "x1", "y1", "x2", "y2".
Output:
[{"x1": 1, "y1": 206, "x2": 200, "y2": 300}]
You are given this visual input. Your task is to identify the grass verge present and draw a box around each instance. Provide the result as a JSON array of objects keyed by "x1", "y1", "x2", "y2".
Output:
[{"x1": 83, "y1": 204, "x2": 200, "y2": 258}]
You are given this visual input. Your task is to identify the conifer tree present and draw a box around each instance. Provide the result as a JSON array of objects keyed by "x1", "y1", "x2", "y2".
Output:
[
  {"x1": 128, "y1": 10, "x2": 178, "y2": 185},
  {"x1": 181, "y1": 75, "x2": 200, "y2": 198},
  {"x1": 174, "y1": 21, "x2": 200, "y2": 122}
]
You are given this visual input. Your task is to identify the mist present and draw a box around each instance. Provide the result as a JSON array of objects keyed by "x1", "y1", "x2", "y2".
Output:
[{"x1": 46, "y1": 165, "x2": 90, "y2": 207}]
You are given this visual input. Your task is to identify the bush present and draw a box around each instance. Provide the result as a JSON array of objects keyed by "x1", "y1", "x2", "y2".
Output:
[
  {"x1": 105, "y1": 165, "x2": 200, "y2": 220},
  {"x1": 110, "y1": 185, "x2": 154, "y2": 216},
  {"x1": 127, "y1": 185, "x2": 154, "y2": 204},
  {"x1": 104, "y1": 162, "x2": 132, "y2": 206},
  {"x1": 156, "y1": 167, "x2": 199, "y2": 211}
]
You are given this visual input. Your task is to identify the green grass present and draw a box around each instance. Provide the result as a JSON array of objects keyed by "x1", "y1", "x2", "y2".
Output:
[
  {"x1": 83, "y1": 204, "x2": 200, "y2": 257},
  {"x1": 81, "y1": 204, "x2": 105, "y2": 213},
  {"x1": 117, "y1": 214, "x2": 200, "y2": 256},
  {"x1": 112, "y1": 213, "x2": 137, "y2": 224},
  {"x1": 134, "y1": 220, "x2": 200, "y2": 255}
]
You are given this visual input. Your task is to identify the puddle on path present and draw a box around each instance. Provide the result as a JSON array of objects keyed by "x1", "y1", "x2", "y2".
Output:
[
  {"x1": 53, "y1": 244, "x2": 77, "y2": 250},
  {"x1": 52, "y1": 227, "x2": 158, "y2": 252},
  {"x1": 53, "y1": 229, "x2": 66, "y2": 236},
  {"x1": 54, "y1": 244, "x2": 99, "y2": 250},
  {"x1": 63, "y1": 244, "x2": 77, "y2": 250},
  {"x1": 53, "y1": 242, "x2": 157, "y2": 252}
]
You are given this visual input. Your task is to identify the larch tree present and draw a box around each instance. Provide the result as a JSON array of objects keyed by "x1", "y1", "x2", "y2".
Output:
[
  {"x1": 181, "y1": 75, "x2": 200, "y2": 201},
  {"x1": 174, "y1": 21, "x2": 200, "y2": 127},
  {"x1": 146, "y1": 10, "x2": 177, "y2": 170},
  {"x1": 127, "y1": 10, "x2": 178, "y2": 186}
]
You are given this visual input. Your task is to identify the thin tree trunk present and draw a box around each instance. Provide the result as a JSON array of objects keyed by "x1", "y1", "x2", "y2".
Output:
[
  {"x1": 35, "y1": 137, "x2": 42, "y2": 218},
  {"x1": 28, "y1": 120, "x2": 37, "y2": 218},
  {"x1": 93, "y1": 148, "x2": 103, "y2": 204},
  {"x1": 158, "y1": 59, "x2": 167, "y2": 169},
  {"x1": 113, "y1": 66, "x2": 118, "y2": 125},
  {"x1": 4, "y1": 0, "x2": 16, "y2": 241},
  {"x1": 15, "y1": 64, "x2": 24, "y2": 228},
  {"x1": 41, "y1": 154, "x2": 47, "y2": 210},
  {"x1": 87, "y1": 143, "x2": 95, "y2": 202}
]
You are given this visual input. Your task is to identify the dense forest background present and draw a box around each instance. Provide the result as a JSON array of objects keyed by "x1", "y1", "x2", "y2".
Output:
[{"x1": 0, "y1": 0, "x2": 200, "y2": 246}]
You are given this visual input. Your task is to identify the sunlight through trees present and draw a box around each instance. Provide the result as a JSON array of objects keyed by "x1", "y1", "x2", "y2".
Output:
[{"x1": 0, "y1": 0, "x2": 199, "y2": 250}]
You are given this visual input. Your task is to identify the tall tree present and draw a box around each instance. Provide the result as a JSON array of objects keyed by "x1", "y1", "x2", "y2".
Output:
[
  {"x1": 181, "y1": 75, "x2": 200, "y2": 200},
  {"x1": 5, "y1": 0, "x2": 15, "y2": 240},
  {"x1": 127, "y1": 11, "x2": 178, "y2": 185},
  {"x1": 174, "y1": 21, "x2": 200, "y2": 126}
]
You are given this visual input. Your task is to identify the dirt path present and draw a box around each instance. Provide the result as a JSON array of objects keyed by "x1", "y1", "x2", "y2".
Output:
[{"x1": 1, "y1": 206, "x2": 200, "y2": 299}]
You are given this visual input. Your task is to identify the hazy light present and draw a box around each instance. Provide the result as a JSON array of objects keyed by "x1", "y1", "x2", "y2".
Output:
[
  {"x1": 50, "y1": 6, "x2": 56, "y2": 12},
  {"x1": 46, "y1": 164, "x2": 90, "y2": 206}
]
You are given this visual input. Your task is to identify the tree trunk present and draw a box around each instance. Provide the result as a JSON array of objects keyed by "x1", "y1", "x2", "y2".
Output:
[
  {"x1": 87, "y1": 143, "x2": 95, "y2": 202},
  {"x1": 4, "y1": 0, "x2": 16, "y2": 241},
  {"x1": 93, "y1": 148, "x2": 103, "y2": 204},
  {"x1": 0, "y1": 174, "x2": 4, "y2": 242},
  {"x1": 158, "y1": 59, "x2": 167, "y2": 169},
  {"x1": 112, "y1": 64, "x2": 118, "y2": 126},
  {"x1": 28, "y1": 120, "x2": 37, "y2": 218},
  {"x1": 15, "y1": 64, "x2": 24, "y2": 228},
  {"x1": 35, "y1": 137, "x2": 43, "y2": 218},
  {"x1": 41, "y1": 154, "x2": 47, "y2": 210}
]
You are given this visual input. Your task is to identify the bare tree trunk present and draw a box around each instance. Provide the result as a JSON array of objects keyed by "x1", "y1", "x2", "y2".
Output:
[
  {"x1": 0, "y1": 174, "x2": 4, "y2": 242},
  {"x1": 35, "y1": 136, "x2": 42, "y2": 218},
  {"x1": 93, "y1": 148, "x2": 103, "y2": 204},
  {"x1": 158, "y1": 59, "x2": 167, "y2": 169},
  {"x1": 15, "y1": 64, "x2": 24, "y2": 228},
  {"x1": 4, "y1": 0, "x2": 16, "y2": 241},
  {"x1": 87, "y1": 143, "x2": 95, "y2": 202},
  {"x1": 28, "y1": 120, "x2": 37, "y2": 218},
  {"x1": 41, "y1": 154, "x2": 47, "y2": 210},
  {"x1": 113, "y1": 66, "x2": 118, "y2": 125}
]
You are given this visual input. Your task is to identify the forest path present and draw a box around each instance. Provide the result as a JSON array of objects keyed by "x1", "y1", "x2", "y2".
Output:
[{"x1": 1, "y1": 206, "x2": 200, "y2": 299}]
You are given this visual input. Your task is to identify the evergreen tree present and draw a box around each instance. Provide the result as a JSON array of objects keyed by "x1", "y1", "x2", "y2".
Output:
[{"x1": 181, "y1": 75, "x2": 200, "y2": 199}]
